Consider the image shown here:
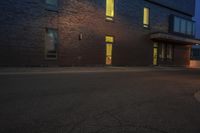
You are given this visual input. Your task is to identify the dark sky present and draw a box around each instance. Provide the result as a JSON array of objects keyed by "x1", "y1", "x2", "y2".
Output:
[{"x1": 194, "y1": 0, "x2": 200, "y2": 38}]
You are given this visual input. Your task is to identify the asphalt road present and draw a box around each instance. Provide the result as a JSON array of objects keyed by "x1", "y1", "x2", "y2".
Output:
[{"x1": 0, "y1": 68, "x2": 200, "y2": 133}]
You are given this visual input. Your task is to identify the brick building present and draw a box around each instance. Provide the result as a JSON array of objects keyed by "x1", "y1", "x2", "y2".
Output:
[
  {"x1": 191, "y1": 0, "x2": 200, "y2": 61},
  {"x1": 0, "y1": 0, "x2": 200, "y2": 67}
]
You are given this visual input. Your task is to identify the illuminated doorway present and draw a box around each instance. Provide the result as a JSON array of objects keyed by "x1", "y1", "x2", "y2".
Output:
[
  {"x1": 153, "y1": 43, "x2": 158, "y2": 66},
  {"x1": 105, "y1": 36, "x2": 114, "y2": 65}
]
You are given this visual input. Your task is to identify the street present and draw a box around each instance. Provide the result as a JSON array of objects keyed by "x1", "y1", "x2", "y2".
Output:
[{"x1": 0, "y1": 67, "x2": 200, "y2": 133}]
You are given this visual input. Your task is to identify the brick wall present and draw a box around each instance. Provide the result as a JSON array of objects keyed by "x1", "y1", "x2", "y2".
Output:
[
  {"x1": 0, "y1": 0, "x2": 46, "y2": 66},
  {"x1": 0, "y1": 0, "x2": 194, "y2": 66}
]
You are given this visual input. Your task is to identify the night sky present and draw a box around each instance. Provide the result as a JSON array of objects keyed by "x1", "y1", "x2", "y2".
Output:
[{"x1": 194, "y1": 0, "x2": 200, "y2": 38}]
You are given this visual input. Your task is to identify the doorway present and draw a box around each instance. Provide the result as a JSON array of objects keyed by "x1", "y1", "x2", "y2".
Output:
[
  {"x1": 153, "y1": 43, "x2": 158, "y2": 66},
  {"x1": 105, "y1": 36, "x2": 114, "y2": 65},
  {"x1": 106, "y1": 43, "x2": 112, "y2": 65}
]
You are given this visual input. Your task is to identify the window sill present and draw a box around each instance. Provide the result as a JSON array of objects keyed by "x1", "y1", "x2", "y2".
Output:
[
  {"x1": 45, "y1": 57, "x2": 57, "y2": 61},
  {"x1": 105, "y1": 17, "x2": 115, "y2": 22},
  {"x1": 45, "y1": 5, "x2": 58, "y2": 12},
  {"x1": 143, "y1": 26, "x2": 151, "y2": 30}
]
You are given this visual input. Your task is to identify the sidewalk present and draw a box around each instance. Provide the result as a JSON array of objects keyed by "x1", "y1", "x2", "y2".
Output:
[
  {"x1": 0, "y1": 67, "x2": 154, "y2": 75},
  {"x1": 0, "y1": 66, "x2": 198, "y2": 75}
]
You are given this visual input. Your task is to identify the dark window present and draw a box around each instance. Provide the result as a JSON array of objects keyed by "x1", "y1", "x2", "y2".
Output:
[
  {"x1": 46, "y1": 0, "x2": 58, "y2": 11},
  {"x1": 159, "y1": 43, "x2": 165, "y2": 60},
  {"x1": 166, "y1": 44, "x2": 173, "y2": 60},
  {"x1": 159, "y1": 43, "x2": 173, "y2": 61},
  {"x1": 180, "y1": 19, "x2": 186, "y2": 34},
  {"x1": 174, "y1": 17, "x2": 180, "y2": 33},
  {"x1": 186, "y1": 21, "x2": 192, "y2": 35},
  {"x1": 171, "y1": 16, "x2": 195, "y2": 36},
  {"x1": 45, "y1": 28, "x2": 58, "y2": 60},
  {"x1": 192, "y1": 23, "x2": 196, "y2": 36},
  {"x1": 191, "y1": 48, "x2": 200, "y2": 60}
]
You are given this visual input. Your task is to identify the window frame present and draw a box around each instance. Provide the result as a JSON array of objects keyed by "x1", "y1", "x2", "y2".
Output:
[
  {"x1": 159, "y1": 43, "x2": 174, "y2": 61},
  {"x1": 105, "y1": 35, "x2": 114, "y2": 65},
  {"x1": 105, "y1": 35, "x2": 114, "y2": 43},
  {"x1": 186, "y1": 20, "x2": 193, "y2": 35},
  {"x1": 45, "y1": 28, "x2": 59, "y2": 60},
  {"x1": 159, "y1": 43, "x2": 165, "y2": 60},
  {"x1": 170, "y1": 15, "x2": 196, "y2": 37},
  {"x1": 45, "y1": 0, "x2": 59, "y2": 11},
  {"x1": 166, "y1": 44, "x2": 173, "y2": 60},
  {"x1": 106, "y1": 0, "x2": 115, "y2": 21},
  {"x1": 191, "y1": 48, "x2": 200, "y2": 60},
  {"x1": 143, "y1": 7, "x2": 150, "y2": 28}
]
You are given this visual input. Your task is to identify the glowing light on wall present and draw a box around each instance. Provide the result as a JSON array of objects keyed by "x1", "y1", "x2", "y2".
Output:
[
  {"x1": 105, "y1": 36, "x2": 114, "y2": 65},
  {"x1": 105, "y1": 36, "x2": 114, "y2": 43},
  {"x1": 143, "y1": 7, "x2": 150, "y2": 28},
  {"x1": 106, "y1": 0, "x2": 114, "y2": 20}
]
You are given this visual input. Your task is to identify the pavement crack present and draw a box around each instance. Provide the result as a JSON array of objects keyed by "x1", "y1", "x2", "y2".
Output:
[
  {"x1": 104, "y1": 111, "x2": 123, "y2": 126},
  {"x1": 68, "y1": 118, "x2": 87, "y2": 133}
]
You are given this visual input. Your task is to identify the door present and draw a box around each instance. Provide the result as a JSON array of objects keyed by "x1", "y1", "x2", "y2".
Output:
[
  {"x1": 105, "y1": 36, "x2": 114, "y2": 65},
  {"x1": 153, "y1": 43, "x2": 158, "y2": 66},
  {"x1": 106, "y1": 43, "x2": 112, "y2": 65}
]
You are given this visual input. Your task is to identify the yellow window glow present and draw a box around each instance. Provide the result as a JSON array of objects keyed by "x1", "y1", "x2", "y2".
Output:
[
  {"x1": 153, "y1": 47, "x2": 158, "y2": 65},
  {"x1": 106, "y1": 0, "x2": 114, "y2": 20},
  {"x1": 105, "y1": 36, "x2": 114, "y2": 43},
  {"x1": 143, "y1": 7, "x2": 150, "y2": 27},
  {"x1": 106, "y1": 44, "x2": 113, "y2": 56}
]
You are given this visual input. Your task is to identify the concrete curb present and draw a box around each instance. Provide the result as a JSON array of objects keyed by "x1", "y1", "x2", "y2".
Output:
[
  {"x1": 0, "y1": 67, "x2": 199, "y2": 75},
  {"x1": 0, "y1": 67, "x2": 155, "y2": 75},
  {"x1": 194, "y1": 91, "x2": 200, "y2": 103}
]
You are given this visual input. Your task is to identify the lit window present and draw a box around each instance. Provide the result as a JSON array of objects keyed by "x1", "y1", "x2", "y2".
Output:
[
  {"x1": 106, "y1": 0, "x2": 114, "y2": 21},
  {"x1": 46, "y1": 0, "x2": 58, "y2": 10},
  {"x1": 105, "y1": 36, "x2": 114, "y2": 43},
  {"x1": 143, "y1": 7, "x2": 150, "y2": 28},
  {"x1": 45, "y1": 28, "x2": 58, "y2": 59}
]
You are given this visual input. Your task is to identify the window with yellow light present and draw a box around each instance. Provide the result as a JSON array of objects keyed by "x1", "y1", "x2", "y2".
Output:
[
  {"x1": 106, "y1": 0, "x2": 114, "y2": 21},
  {"x1": 143, "y1": 7, "x2": 150, "y2": 28},
  {"x1": 105, "y1": 36, "x2": 114, "y2": 43}
]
